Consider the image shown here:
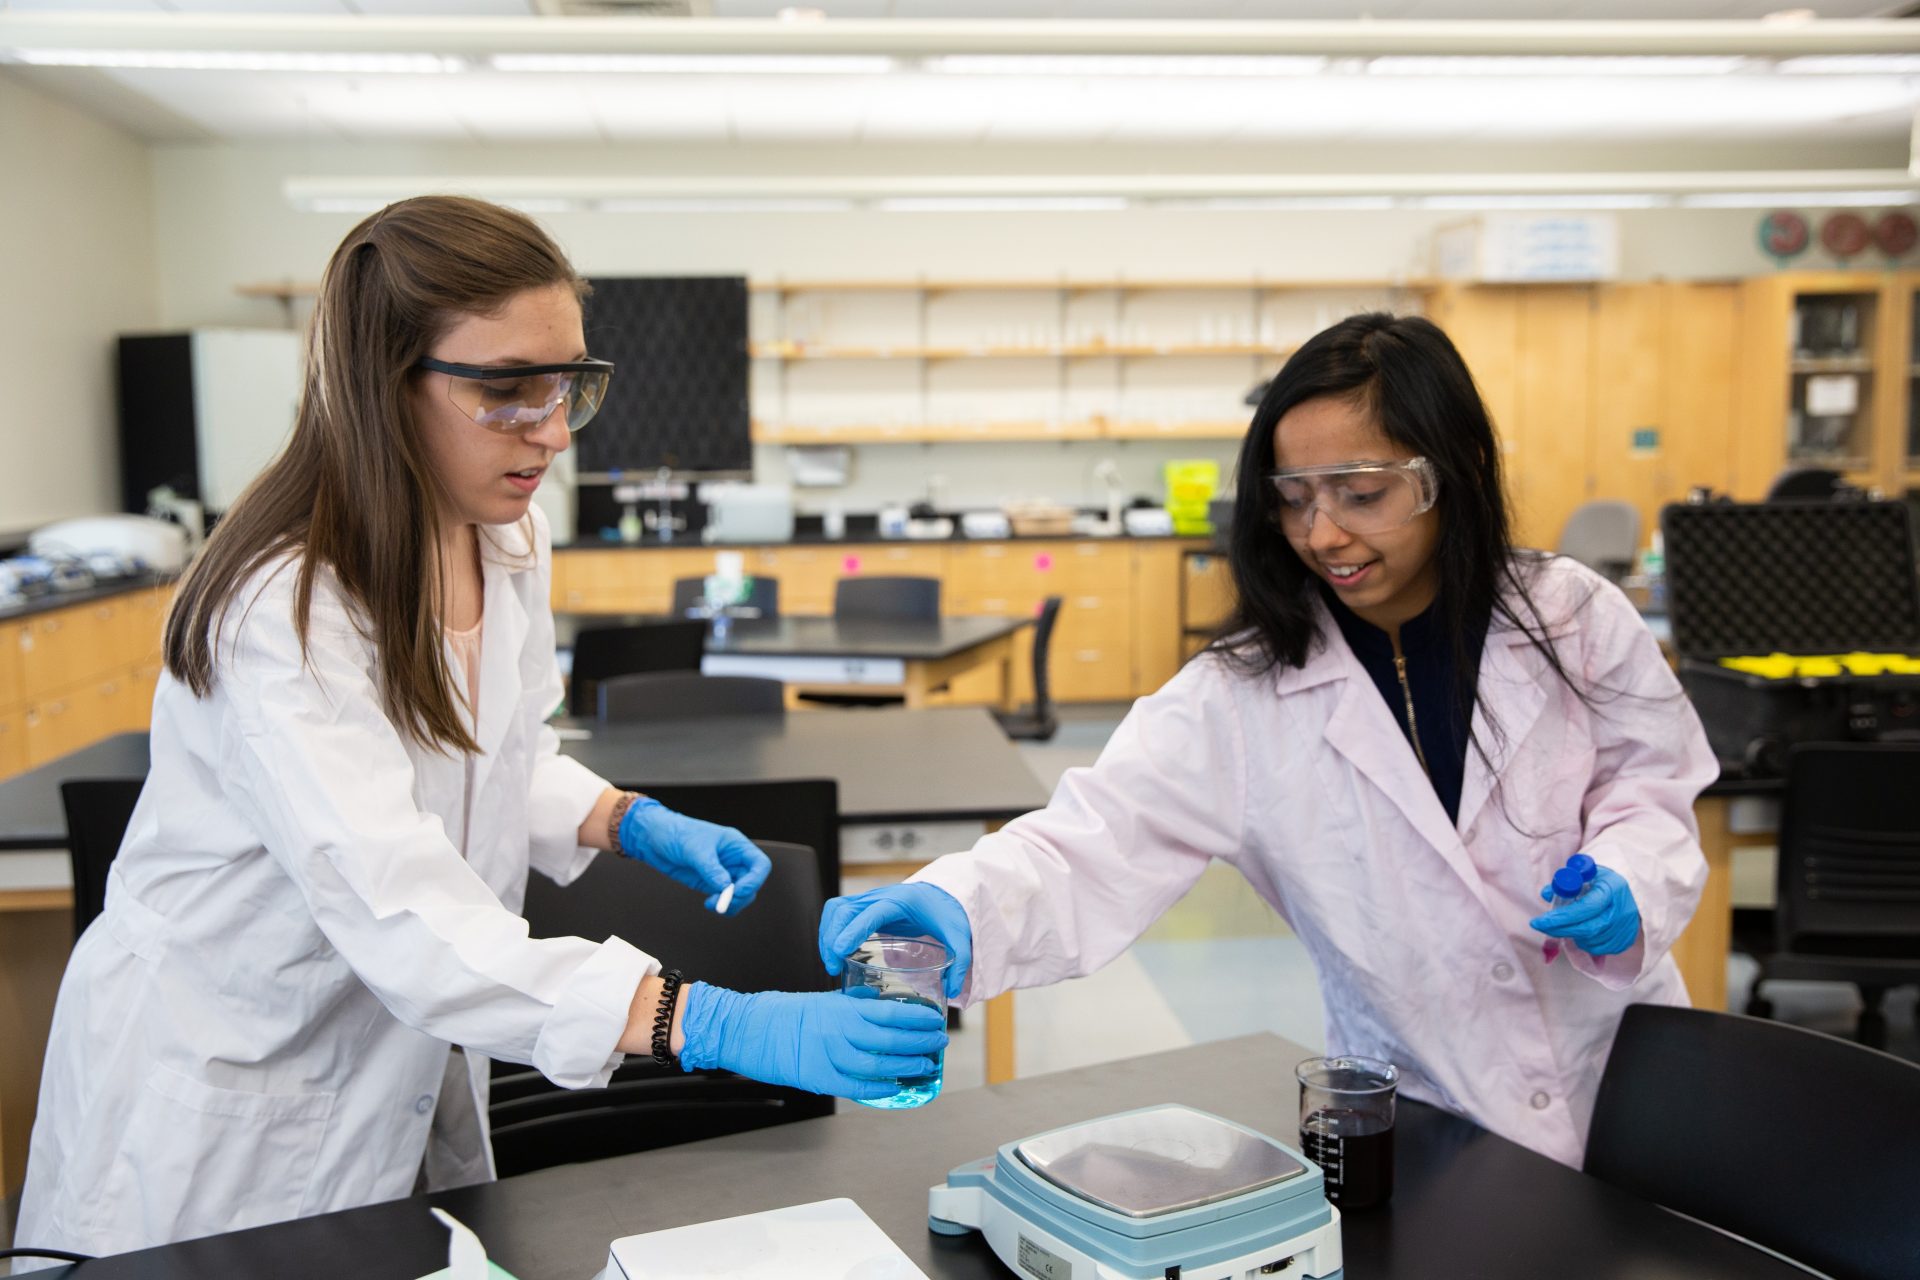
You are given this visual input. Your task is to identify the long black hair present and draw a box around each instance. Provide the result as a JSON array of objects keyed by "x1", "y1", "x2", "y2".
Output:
[{"x1": 1213, "y1": 311, "x2": 1600, "y2": 770}]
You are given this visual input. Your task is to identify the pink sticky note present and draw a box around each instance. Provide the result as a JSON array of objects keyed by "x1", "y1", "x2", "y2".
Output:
[
  {"x1": 842, "y1": 556, "x2": 862, "y2": 574},
  {"x1": 1034, "y1": 553, "x2": 1054, "y2": 572}
]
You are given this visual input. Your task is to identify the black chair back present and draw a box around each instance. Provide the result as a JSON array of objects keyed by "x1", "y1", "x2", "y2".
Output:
[
  {"x1": 834, "y1": 575, "x2": 940, "y2": 621},
  {"x1": 671, "y1": 575, "x2": 781, "y2": 620},
  {"x1": 1586, "y1": 1004, "x2": 1920, "y2": 1280},
  {"x1": 992, "y1": 597, "x2": 1061, "y2": 742},
  {"x1": 621, "y1": 777, "x2": 839, "y2": 901},
  {"x1": 567, "y1": 618, "x2": 708, "y2": 718},
  {"x1": 1777, "y1": 743, "x2": 1920, "y2": 952},
  {"x1": 598, "y1": 672, "x2": 786, "y2": 722},
  {"x1": 492, "y1": 840, "x2": 834, "y2": 1175},
  {"x1": 59, "y1": 778, "x2": 145, "y2": 938}
]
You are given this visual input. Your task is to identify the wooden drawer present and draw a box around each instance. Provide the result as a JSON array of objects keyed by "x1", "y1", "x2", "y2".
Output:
[
  {"x1": 121, "y1": 585, "x2": 174, "y2": 672},
  {"x1": 125, "y1": 662, "x2": 164, "y2": 733},
  {"x1": 20, "y1": 607, "x2": 100, "y2": 697},
  {"x1": 1052, "y1": 642, "x2": 1135, "y2": 703},
  {"x1": 0, "y1": 709, "x2": 25, "y2": 781},
  {"x1": 0, "y1": 621, "x2": 22, "y2": 711},
  {"x1": 1181, "y1": 551, "x2": 1236, "y2": 632},
  {"x1": 553, "y1": 550, "x2": 672, "y2": 614}
]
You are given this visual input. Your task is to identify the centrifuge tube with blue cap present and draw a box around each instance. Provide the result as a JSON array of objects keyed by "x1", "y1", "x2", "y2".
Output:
[
  {"x1": 1540, "y1": 866, "x2": 1586, "y2": 966},
  {"x1": 1567, "y1": 852, "x2": 1597, "y2": 886}
]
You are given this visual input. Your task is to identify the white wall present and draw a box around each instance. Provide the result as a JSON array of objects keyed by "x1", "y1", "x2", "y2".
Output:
[
  {"x1": 129, "y1": 131, "x2": 1916, "y2": 517},
  {"x1": 0, "y1": 72, "x2": 159, "y2": 533}
]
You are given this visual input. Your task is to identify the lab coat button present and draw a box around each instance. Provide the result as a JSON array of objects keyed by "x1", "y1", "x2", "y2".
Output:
[
  {"x1": 1529, "y1": 1091, "x2": 1550, "y2": 1111},
  {"x1": 1491, "y1": 962, "x2": 1515, "y2": 982},
  {"x1": 415, "y1": 1095, "x2": 435, "y2": 1116}
]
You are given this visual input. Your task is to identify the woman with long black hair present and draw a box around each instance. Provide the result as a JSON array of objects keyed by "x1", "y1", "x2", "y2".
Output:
[{"x1": 818, "y1": 312, "x2": 1716, "y2": 1167}]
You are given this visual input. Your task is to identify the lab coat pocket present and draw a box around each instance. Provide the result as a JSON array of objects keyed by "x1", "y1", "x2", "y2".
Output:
[{"x1": 99, "y1": 1063, "x2": 336, "y2": 1244}]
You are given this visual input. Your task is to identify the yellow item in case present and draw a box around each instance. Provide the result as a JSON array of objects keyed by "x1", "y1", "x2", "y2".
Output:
[
  {"x1": 1164, "y1": 459, "x2": 1221, "y2": 536},
  {"x1": 1718, "y1": 652, "x2": 1920, "y2": 680}
]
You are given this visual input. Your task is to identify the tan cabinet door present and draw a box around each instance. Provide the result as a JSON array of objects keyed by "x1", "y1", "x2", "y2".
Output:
[
  {"x1": 0, "y1": 711, "x2": 25, "y2": 781},
  {"x1": 0, "y1": 621, "x2": 22, "y2": 713}
]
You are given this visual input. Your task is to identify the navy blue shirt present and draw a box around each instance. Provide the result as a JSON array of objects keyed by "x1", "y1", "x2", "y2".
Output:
[{"x1": 1323, "y1": 586, "x2": 1489, "y2": 824}]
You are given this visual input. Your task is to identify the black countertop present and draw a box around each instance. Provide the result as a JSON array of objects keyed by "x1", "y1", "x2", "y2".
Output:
[
  {"x1": 0, "y1": 573, "x2": 174, "y2": 625},
  {"x1": 42, "y1": 1033, "x2": 1810, "y2": 1280}
]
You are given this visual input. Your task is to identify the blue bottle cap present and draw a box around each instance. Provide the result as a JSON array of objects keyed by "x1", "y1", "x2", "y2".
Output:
[
  {"x1": 1551, "y1": 867, "x2": 1585, "y2": 898},
  {"x1": 1567, "y1": 853, "x2": 1598, "y2": 881}
]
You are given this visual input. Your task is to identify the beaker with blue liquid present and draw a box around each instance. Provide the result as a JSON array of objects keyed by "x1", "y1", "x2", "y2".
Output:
[{"x1": 842, "y1": 935, "x2": 950, "y2": 1109}]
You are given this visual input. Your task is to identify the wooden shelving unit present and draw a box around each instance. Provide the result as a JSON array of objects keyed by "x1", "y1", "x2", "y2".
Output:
[{"x1": 753, "y1": 277, "x2": 1423, "y2": 447}]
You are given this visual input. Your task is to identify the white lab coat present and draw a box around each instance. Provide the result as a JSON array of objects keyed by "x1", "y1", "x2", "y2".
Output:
[
  {"x1": 15, "y1": 505, "x2": 650, "y2": 1261},
  {"x1": 915, "y1": 555, "x2": 1716, "y2": 1167}
]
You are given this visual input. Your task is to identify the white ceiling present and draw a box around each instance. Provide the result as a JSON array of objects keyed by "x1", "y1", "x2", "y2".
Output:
[
  {"x1": 3, "y1": 5, "x2": 1918, "y2": 147},
  {"x1": 0, "y1": 2, "x2": 1909, "y2": 16}
]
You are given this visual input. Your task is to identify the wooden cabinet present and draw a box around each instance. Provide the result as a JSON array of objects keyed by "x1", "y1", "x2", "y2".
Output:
[
  {"x1": 0, "y1": 710, "x2": 25, "y2": 779},
  {"x1": 1732, "y1": 271, "x2": 1918, "y2": 499},
  {"x1": 0, "y1": 620, "x2": 21, "y2": 713},
  {"x1": 1, "y1": 585, "x2": 174, "y2": 780}
]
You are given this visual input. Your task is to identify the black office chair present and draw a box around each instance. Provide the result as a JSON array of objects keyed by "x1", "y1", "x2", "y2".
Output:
[
  {"x1": 567, "y1": 618, "x2": 708, "y2": 718},
  {"x1": 992, "y1": 596, "x2": 1061, "y2": 743},
  {"x1": 1586, "y1": 1004, "x2": 1920, "y2": 1280},
  {"x1": 833, "y1": 575, "x2": 941, "y2": 621},
  {"x1": 599, "y1": 672, "x2": 787, "y2": 722},
  {"x1": 1742, "y1": 743, "x2": 1920, "y2": 1048},
  {"x1": 1555, "y1": 499, "x2": 1639, "y2": 583},
  {"x1": 58, "y1": 777, "x2": 146, "y2": 939},
  {"x1": 1764, "y1": 466, "x2": 1857, "y2": 502},
  {"x1": 490, "y1": 840, "x2": 833, "y2": 1175},
  {"x1": 671, "y1": 575, "x2": 781, "y2": 620}
]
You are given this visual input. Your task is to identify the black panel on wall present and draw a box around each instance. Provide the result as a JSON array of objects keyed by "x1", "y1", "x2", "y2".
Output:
[
  {"x1": 579, "y1": 276, "x2": 750, "y2": 475},
  {"x1": 117, "y1": 334, "x2": 200, "y2": 514}
]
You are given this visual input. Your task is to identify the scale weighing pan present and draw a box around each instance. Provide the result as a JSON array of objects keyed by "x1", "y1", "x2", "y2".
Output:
[{"x1": 928, "y1": 1104, "x2": 1342, "y2": 1279}]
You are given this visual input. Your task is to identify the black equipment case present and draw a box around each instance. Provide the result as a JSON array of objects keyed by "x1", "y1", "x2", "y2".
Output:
[{"x1": 1660, "y1": 499, "x2": 1920, "y2": 776}]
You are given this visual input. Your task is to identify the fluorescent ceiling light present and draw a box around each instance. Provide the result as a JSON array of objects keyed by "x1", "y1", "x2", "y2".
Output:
[
  {"x1": 490, "y1": 53, "x2": 893, "y2": 74},
  {"x1": 596, "y1": 198, "x2": 855, "y2": 213},
  {"x1": 924, "y1": 55, "x2": 1326, "y2": 77},
  {"x1": 1416, "y1": 193, "x2": 1673, "y2": 209},
  {"x1": 10, "y1": 48, "x2": 463, "y2": 73},
  {"x1": 874, "y1": 197, "x2": 1129, "y2": 213},
  {"x1": 1151, "y1": 196, "x2": 1398, "y2": 211},
  {"x1": 1367, "y1": 56, "x2": 1748, "y2": 77},
  {"x1": 1677, "y1": 189, "x2": 1918, "y2": 208},
  {"x1": 1777, "y1": 55, "x2": 1920, "y2": 75}
]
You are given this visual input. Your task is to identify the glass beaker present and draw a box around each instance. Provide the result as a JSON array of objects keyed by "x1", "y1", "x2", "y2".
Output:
[
  {"x1": 841, "y1": 934, "x2": 950, "y2": 1110},
  {"x1": 1296, "y1": 1055, "x2": 1398, "y2": 1210}
]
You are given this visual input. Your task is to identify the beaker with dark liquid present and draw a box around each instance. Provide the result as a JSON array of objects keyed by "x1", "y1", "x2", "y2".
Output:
[{"x1": 1296, "y1": 1055, "x2": 1398, "y2": 1210}]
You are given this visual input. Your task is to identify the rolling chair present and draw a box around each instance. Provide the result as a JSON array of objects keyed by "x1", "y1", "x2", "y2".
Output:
[
  {"x1": 1554, "y1": 499, "x2": 1639, "y2": 583},
  {"x1": 616, "y1": 776, "x2": 840, "y2": 906},
  {"x1": 58, "y1": 777, "x2": 147, "y2": 938},
  {"x1": 491, "y1": 840, "x2": 834, "y2": 1176},
  {"x1": 991, "y1": 596, "x2": 1061, "y2": 743},
  {"x1": 598, "y1": 672, "x2": 787, "y2": 721},
  {"x1": 833, "y1": 575, "x2": 941, "y2": 621},
  {"x1": 670, "y1": 575, "x2": 780, "y2": 620},
  {"x1": 566, "y1": 617, "x2": 708, "y2": 718},
  {"x1": 1765, "y1": 466, "x2": 1863, "y2": 503},
  {"x1": 1742, "y1": 742, "x2": 1920, "y2": 1049},
  {"x1": 1586, "y1": 1004, "x2": 1920, "y2": 1280}
]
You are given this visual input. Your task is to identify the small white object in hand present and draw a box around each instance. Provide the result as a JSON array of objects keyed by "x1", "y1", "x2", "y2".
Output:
[{"x1": 714, "y1": 882, "x2": 735, "y2": 915}]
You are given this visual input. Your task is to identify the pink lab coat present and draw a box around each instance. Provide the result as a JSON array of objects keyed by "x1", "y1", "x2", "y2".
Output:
[{"x1": 915, "y1": 555, "x2": 1716, "y2": 1167}]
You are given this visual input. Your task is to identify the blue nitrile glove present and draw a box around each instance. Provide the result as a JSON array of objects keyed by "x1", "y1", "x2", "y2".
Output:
[
  {"x1": 676, "y1": 982, "x2": 948, "y2": 1100},
  {"x1": 818, "y1": 883, "x2": 973, "y2": 1001},
  {"x1": 1529, "y1": 865, "x2": 1641, "y2": 957},
  {"x1": 617, "y1": 797, "x2": 770, "y2": 914}
]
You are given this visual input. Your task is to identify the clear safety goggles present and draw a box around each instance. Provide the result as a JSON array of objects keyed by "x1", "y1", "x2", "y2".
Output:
[
  {"x1": 415, "y1": 356, "x2": 614, "y2": 434},
  {"x1": 1268, "y1": 457, "x2": 1439, "y2": 536}
]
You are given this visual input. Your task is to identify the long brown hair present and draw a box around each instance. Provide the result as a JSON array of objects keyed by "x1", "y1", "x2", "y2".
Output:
[{"x1": 164, "y1": 195, "x2": 588, "y2": 755}]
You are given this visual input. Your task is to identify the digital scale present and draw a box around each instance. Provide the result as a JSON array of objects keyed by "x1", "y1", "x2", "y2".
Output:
[{"x1": 927, "y1": 1105, "x2": 1343, "y2": 1280}]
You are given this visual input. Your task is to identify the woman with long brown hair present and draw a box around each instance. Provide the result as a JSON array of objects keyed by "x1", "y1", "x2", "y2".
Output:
[{"x1": 14, "y1": 196, "x2": 943, "y2": 1264}]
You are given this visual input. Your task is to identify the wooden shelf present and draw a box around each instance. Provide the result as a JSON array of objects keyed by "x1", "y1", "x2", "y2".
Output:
[
  {"x1": 752, "y1": 418, "x2": 1242, "y2": 444},
  {"x1": 750, "y1": 277, "x2": 1436, "y2": 295},
  {"x1": 751, "y1": 342, "x2": 1296, "y2": 361}
]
